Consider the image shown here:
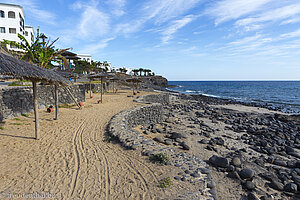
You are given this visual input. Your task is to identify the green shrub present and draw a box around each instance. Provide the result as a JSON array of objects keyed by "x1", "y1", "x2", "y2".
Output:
[
  {"x1": 158, "y1": 177, "x2": 173, "y2": 188},
  {"x1": 21, "y1": 113, "x2": 29, "y2": 117},
  {"x1": 0, "y1": 126, "x2": 4, "y2": 130},
  {"x1": 149, "y1": 153, "x2": 170, "y2": 165},
  {"x1": 14, "y1": 118, "x2": 21, "y2": 121}
]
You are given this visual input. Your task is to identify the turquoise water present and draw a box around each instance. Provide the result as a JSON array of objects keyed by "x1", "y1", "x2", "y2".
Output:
[{"x1": 168, "y1": 81, "x2": 300, "y2": 114}]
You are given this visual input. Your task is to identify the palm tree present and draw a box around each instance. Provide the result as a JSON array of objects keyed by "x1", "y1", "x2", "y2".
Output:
[
  {"x1": 138, "y1": 68, "x2": 143, "y2": 76},
  {"x1": 132, "y1": 69, "x2": 139, "y2": 76},
  {"x1": 119, "y1": 67, "x2": 128, "y2": 74},
  {"x1": 144, "y1": 69, "x2": 151, "y2": 76},
  {"x1": 3, "y1": 28, "x2": 69, "y2": 68}
]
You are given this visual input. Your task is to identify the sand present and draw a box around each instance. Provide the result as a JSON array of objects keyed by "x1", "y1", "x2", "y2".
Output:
[{"x1": 0, "y1": 90, "x2": 199, "y2": 200}]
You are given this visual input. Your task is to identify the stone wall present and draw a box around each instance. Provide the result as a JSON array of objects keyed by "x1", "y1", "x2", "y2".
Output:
[
  {"x1": 107, "y1": 103, "x2": 164, "y2": 149},
  {"x1": 0, "y1": 84, "x2": 85, "y2": 121}
]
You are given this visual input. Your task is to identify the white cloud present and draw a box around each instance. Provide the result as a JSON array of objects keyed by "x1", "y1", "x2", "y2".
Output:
[
  {"x1": 78, "y1": 7, "x2": 110, "y2": 37},
  {"x1": 79, "y1": 37, "x2": 115, "y2": 54},
  {"x1": 228, "y1": 35, "x2": 263, "y2": 46},
  {"x1": 280, "y1": 29, "x2": 300, "y2": 39},
  {"x1": 281, "y1": 17, "x2": 300, "y2": 25},
  {"x1": 161, "y1": 15, "x2": 196, "y2": 44},
  {"x1": 235, "y1": 3, "x2": 300, "y2": 28},
  {"x1": 205, "y1": 0, "x2": 272, "y2": 25},
  {"x1": 69, "y1": 1, "x2": 110, "y2": 39},
  {"x1": 107, "y1": 0, "x2": 126, "y2": 17},
  {"x1": 142, "y1": 0, "x2": 202, "y2": 24}
]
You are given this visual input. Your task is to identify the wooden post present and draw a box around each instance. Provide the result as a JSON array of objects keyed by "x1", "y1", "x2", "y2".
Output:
[
  {"x1": 89, "y1": 79, "x2": 92, "y2": 98},
  {"x1": 100, "y1": 77, "x2": 103, "y2": 103},
  {"x1": 54, "y1": 85, "x2": 59, "y2": 120},
  {"x1": 113, "y1": 80, "x2": 115, "y2": 93},
  {"x1": 132, "y1": 82, "x2": 134, "y2": 95},
  {"x1": 64, "y1": 86, "x2": 81, "y2": 108},
  {"x1": 33, "y1": 81, "x2": 39, "y2": 139}
]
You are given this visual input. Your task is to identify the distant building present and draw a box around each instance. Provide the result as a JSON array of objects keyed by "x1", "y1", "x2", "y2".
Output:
[
  {"x1": 77, "y1": 54, "x2": 92, "y2": 63},
  {"x1": 0, "y1": 3, "x2": 34, "y2": 50},
  {"x1": 24, "y1": 25, "x2": 34, "y2": 44}
]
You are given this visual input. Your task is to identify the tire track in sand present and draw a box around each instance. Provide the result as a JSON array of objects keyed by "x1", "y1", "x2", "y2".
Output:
[
  {"x1": 91, "y1": 118, "x2": 149, "y2": 200},
  {"x1": 69, "y1": 120, "x2": 87, "y2": 198}
]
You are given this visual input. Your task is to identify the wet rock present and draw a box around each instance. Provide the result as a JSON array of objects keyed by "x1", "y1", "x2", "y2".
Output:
[
  {"x1": 239, "y1": 168, "x2": 255, "y2": 180},
  {"x1": 209, "y1": 155, "x2": 229, "y2": 168}
]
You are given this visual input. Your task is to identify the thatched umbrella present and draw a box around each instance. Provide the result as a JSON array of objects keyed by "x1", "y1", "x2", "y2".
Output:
[
  {"x1": 87, "y1": 73, "x2": 112, "y2": 103},
  {"x1": 61, "y1": 51, "x2": 80, "y2": 70},
  {"x1": 0, "y1": 52, "x2": 68, "y2": 139},
  {"x1": 52, "y1": 67, "x2": 81, "y2": 82},
  {"x1": 126, "y1": 78, "x2": 143, "y2": 95},
  {"x1": 108, "y1": 77, "x2": 119, "y2": 93}
]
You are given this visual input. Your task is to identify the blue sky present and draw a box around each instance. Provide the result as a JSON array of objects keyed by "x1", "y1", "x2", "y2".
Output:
[{"x1": 3, "y1": 0, "x2": 300, "y2": 80}]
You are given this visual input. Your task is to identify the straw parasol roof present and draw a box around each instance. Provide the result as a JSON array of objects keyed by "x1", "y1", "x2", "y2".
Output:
[
  {"x1": 126, "y1": 77, "x2": 143, "y2": 95},
  {"x1": 52, "y1": 67, "x2": 81, "y2": 79},
  {"x1": 0, "y1": 52, "x2": 68, "y2": 85},
  {"x1": 61, "y1": 51, "x2": 80, "y2": 60},
  {"x1": 0, "y1": 52, "x2": 69, "y2": 139},
  {"x1": 87, "y1": 72, "x2": 113, "y2": 79},
  {"x1": 86, "y1": 72, "x2": 113, "y2": 103}
]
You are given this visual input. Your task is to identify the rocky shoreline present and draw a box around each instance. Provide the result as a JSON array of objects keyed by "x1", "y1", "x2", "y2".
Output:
[
  {"x1": 108, "y1": 89, "x2": 300, "y2": 199},
  {"x1": 159, "y1": 92, "x2": 300, "y2": 199}
]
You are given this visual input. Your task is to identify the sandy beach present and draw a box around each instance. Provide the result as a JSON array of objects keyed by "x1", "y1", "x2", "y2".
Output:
[{"x1": 0, "y1": 90, "x2": 204, "y2": 200}]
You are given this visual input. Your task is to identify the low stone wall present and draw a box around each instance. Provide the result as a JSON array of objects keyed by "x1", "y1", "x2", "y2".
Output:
[
  {"x1": 107, "y1": 103, "x2": 163, "y2": 149},
  {"x1": 0, "y1": 84, "x2": 85, "y2": 121},
  {"x1": 107, "y1": 94, "x2": 214, "y2": 199}
]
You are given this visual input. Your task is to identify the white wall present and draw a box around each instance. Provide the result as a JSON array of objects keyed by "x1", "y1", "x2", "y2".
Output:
[
  {"x1": 77, "y1": 54, "x2": 92, "y2": 63},
  {"x1": 24, "y1": 26, "x2": 34, "y2": 44},
  {"x1": 0, "y1": 3, "x2": 31, "y2": 51}
]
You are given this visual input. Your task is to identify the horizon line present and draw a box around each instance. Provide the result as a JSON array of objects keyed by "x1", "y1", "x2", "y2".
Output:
[{"x1": 168, "y1": 79, "x2": 300, "y2": 81}]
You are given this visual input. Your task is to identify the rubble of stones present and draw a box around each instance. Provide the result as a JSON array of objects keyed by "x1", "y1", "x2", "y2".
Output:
[
  {"x1": 107, "y1": 102, "x2": 216, "y2": 200},
  {"x1": 146, "y1": 94, "x2": 300, "y2": 199}
]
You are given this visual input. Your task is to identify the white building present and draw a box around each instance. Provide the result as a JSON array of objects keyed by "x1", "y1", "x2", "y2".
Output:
[
  {"x1": 0, "y1": 3, "x2": 34, "y2": 50},
  {"x1": 77, "y1": 54, "x2": 92, "y2": 63},
  {"x1": 24, "y1": 25, "x2": 34, "y2": 44}
]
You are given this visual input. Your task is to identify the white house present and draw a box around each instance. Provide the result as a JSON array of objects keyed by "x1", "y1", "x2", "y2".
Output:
[
  {"x1": 24, "y1": 25, "x2": 34, "y2": 44},
  {"x1": 77, "y1": 54, "x2": 92, "y2": 63},
  {"x1": 0, "y1": 3, "x2": 34, "y2": 50}
]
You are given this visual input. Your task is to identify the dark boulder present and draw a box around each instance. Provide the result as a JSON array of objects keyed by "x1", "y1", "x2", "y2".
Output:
[{"x1": 209, "y1": 155, "x2": 229, "y2": 168}]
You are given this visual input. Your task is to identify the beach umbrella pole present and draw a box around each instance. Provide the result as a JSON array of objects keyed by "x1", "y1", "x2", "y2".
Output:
[
  {"x1": 89, "y1": 79, "x2": 92, "y2": 98},
  {"x1": 32, "y1": 81, "x2": 39, "y2": 139},
  {"x1": 101, "y1": 77, "x2": 103, "y2": 103},
  {"x1": 113, "y1": 80, "x2": 115, "y2": 93},
  {"x1": 54, "y1": 85, "x2": 59, "y2": 120},
  {"x1": 132, "y1": 82, "x2": 134, "y2": 95}
]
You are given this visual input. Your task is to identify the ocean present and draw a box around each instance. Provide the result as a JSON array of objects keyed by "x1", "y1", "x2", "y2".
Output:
[{"x1": 167, "y1": 81, "x2": 300, "y2": 114}]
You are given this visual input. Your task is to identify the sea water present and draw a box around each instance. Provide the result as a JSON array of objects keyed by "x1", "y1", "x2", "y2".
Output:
[{"x1": 168, "y1": 81, "x2": 300, "y2": 114}]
